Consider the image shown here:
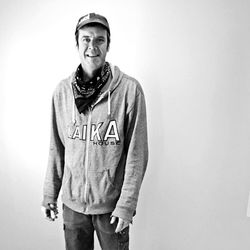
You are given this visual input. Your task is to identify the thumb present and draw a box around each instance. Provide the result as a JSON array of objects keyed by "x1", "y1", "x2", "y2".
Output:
[
  {"x1": 49, "y1": 203, "x2": 57, "y2": 210},
  {"x1": 49, "y1": 203, "x2": 58, "y2": 214},
  {"x1": 41, "y1": 206, "x2": 51, "y2": 219},
  {"x1": 110, "y1": 216, "x2": 117, "y2": 224},
  {"x1": 49, "y1": 204, "x2": 55, "y2": 208}
]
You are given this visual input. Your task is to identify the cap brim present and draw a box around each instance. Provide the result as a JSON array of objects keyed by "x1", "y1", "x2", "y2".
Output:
[{"x1": 76, "y1": 19, "x2": 109, "y2": 32}]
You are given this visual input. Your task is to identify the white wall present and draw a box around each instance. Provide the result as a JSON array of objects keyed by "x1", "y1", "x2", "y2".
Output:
[{"x1": 1, "y1": 0, "x2": 250, "y2": 249}]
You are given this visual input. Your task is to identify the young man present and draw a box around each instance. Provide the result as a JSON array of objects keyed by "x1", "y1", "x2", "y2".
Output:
[{"x1": 42, "y1": 13, "x2": 148, "y2": 250}]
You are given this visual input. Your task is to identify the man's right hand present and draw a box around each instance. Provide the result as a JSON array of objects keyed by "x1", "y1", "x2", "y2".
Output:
[{"x1": 41, "y1": 203, "x2": 59, "y2": 221}]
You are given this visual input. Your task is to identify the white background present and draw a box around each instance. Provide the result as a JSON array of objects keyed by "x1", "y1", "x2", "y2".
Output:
[{"x1": 1, "y1": 0, "x2": 250, "y2": 249}]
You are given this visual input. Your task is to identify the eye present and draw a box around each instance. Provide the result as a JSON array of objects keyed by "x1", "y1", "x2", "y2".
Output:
[
  {"x1": 82, "y1": 37, "x2": 91, "y2": 43},
  {"x1": 96, "y1": 38, "x2": 105, "y2": 44}
]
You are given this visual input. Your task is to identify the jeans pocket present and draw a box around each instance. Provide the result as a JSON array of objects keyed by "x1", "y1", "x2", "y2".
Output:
[{"x1": 118, "y1": 226, "x2": 129, "y2": 250}]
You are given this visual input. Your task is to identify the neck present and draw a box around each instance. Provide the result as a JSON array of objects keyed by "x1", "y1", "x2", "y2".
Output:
[{"x1": 82, "y1": 65, "x2": 103, "y2": 81}]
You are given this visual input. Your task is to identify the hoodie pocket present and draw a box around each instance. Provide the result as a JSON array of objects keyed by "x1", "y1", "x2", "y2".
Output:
[
  {"x1": 88, "y1": 168, "x2": 120, "y2": 205},
  {"x1": 62, "y1": 166, "x2": 83, "y2": 202}
]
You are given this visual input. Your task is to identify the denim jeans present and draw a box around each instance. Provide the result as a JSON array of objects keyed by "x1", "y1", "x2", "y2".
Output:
[{"x1": 63, "y1": 204, "x2": 129, "y2": 250}]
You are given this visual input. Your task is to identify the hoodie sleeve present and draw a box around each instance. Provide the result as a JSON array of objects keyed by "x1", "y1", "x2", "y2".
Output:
[
  {"x1": 112, "y1": 86, "x2": 148, "y2": 222},
  {"x1": 42, "y1": 92, "x2": 65, "y2": 208}
]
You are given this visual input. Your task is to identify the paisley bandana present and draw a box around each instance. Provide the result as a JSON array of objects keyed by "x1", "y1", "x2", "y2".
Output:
[{"x1": 72, "y1": 62, "x2": 111, "y2": 114}]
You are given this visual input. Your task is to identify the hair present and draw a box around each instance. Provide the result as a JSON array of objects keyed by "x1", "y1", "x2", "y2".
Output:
[{"x1": 75, "y1": 23, "x2": 110, "y2": 50}]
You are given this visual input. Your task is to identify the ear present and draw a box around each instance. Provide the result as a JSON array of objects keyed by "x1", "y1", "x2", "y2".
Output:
[
  {"x1": 107, "y1": 43, "x2": 110, "y2": 52},
  {"x1": 75, "y1": 42, "x2": 80, "y2": 50}
]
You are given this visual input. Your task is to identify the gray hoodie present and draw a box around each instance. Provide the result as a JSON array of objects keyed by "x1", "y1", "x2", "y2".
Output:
[{"x1": 42, "y1": 64, "x2": 148, "y2": 222}]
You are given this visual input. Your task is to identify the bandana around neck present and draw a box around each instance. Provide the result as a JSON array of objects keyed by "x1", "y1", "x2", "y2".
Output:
[{"x1": 72, "y1": 62, "x2": 111, "y2": 114}]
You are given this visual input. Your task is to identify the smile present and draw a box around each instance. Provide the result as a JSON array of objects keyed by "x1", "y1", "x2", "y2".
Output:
[{"x1": 86, "y1": 55, "x2": 99, "y2": 58}]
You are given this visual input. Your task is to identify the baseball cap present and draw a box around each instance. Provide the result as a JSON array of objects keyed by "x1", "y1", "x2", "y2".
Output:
[{"x1": 75, "y1": 13, "x2": 110, "y2": 34}]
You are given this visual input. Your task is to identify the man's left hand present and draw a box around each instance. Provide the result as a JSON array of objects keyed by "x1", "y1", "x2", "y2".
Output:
[{"x1": 110, "y1": 216, "x2": 130, "y2": 233}]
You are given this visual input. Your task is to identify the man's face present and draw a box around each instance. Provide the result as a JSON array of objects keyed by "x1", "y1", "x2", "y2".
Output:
[{"x1": 77, "y1": 25, "x2": 109, "y2": 76}]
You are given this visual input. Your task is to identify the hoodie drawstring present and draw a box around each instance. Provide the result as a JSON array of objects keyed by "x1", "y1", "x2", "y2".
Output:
[
  {"x1": 72, "y1": 95, "x2": 76, "y2": 124},
  {"x1": 70, "y1": 74, "x2": 76, "y2": 124},
  {"x1": 108, "y1": 90, "x2": 111, "y2": 117},
  {"x1": 107, "y1": 63, "x2": 115, "y2": 118}
]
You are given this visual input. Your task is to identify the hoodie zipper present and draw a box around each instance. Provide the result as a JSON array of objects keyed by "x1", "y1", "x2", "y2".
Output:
[
  {"x1": 70, "y1": 65, "x2": 123, "y2": 208},
  {"x1": 83, "y1": 107, "x2": 92, "y2": 207},
  {"x1": 83, "y1": 92, "x2": 111, "y2": 208}
]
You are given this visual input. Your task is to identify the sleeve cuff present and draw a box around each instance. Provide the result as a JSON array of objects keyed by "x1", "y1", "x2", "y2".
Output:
[
  {"x1": 42, "y1": 195, "x2": 57, "y2": 209},
  {"x1": 112, "y1": 206, "x2": 135, "y2": 223}
]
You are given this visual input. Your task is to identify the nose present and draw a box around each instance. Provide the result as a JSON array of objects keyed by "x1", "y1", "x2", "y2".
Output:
[{"x1": 88, "y1": 40, "x2": 97, "y2": 50}]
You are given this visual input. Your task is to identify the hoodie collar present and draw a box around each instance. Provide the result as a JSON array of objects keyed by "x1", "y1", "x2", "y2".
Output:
[{"x1": 70, "y1": 63, "x2": 124, "y2": 124}]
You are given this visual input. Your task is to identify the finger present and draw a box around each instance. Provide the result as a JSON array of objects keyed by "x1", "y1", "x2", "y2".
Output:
[
  {"x1": 110, "y1": 216, "x2": 117, "y2": 224},
  {"x1": 115, "y1": 219, "x2": 124, "y2": 233},
  {"x1": 49, "y1": 203, "x2": 57, "y2": 209},
  {"x1": 51, "y1": 211, "x2": 57, "y2": 220},
  {"x1": 49, "y1": 204, "x2": 58, "y2": 212},
  {"x1": 41, "y1": 207, "x2": 50, "y2": 218},
  {"x1": 41, "y1": 207, "x2": 54, "y2": 221},
  {"x1": 49, "y1": 204, "x2": 59, "y2": 216},
  {"x1": 46, "y1": 210, "x2": 55, "y2": 221},
  {"x1": 52, "y1": 208, "x2": 59, "y2": 216}
]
